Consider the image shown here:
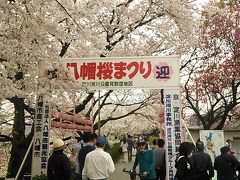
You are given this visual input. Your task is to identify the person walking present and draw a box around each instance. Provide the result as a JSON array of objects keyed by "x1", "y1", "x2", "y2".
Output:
[
  {"x1": 78, "y1": 133, "x2": 97, "y2": 180},
  {"x1": 120, "y1": 137, "x2": 128, "y2": 162},
  {"x1": 214, "y1": 146, "x2": 240, "y2": 180},
  {"x1": 47, "y1": 138, "x2": 72, "y2": 180},
  {"x1": 153, "y1": 139, "x2": 166, "y2": 180},
  {"x1": 127, "y1": 135, "x2": 134, "y2": 162},
  {"x1": 72, "y1": 134, "x2": 84, "y2": 177},
  {"x1": 191, "y1": 141, "x2": 214, "y2": 180},
  {"x1": 132, "y1": 141, "x2": 156, "y2": 180},
  {"x1": 82, "y1": 136, "x2": 115, "y2": 180},
  {"x1": 174, "y1": 142, "x2": 195, "y2": 180}
]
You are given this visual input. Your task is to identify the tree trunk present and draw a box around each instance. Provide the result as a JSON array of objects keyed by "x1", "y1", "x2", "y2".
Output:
[{"x1": 7, "y1": 96, "x2": 26, "y2": 178}]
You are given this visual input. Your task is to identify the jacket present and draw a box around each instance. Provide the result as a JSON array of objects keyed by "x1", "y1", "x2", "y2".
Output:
[
  {"x1": 78, "y1": 144, "x2": 95, "y2": 179},
  {"x1": 47, "y1": 150, "x2": 72, "y2": 180},
  {"x1": 175, "y1": 156, "x2": 195, "y2": 180},
  {"x1": 133, "y1": 150, "x2": 156, "y2": 179},
  {"x1": 191, "y1": 150, "x2": 214, "y2": 179},
  {"x1": 214, "y1": 153, "x2": 240, "y2": 180}
]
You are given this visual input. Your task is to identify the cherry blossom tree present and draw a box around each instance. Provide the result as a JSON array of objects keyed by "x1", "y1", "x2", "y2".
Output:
[
  {"x1": 0, "y1": 0, "x2": 196, "y2": 177},
  {"x1": 183, "y1": 0, "x2": 240, "y2": 130}
]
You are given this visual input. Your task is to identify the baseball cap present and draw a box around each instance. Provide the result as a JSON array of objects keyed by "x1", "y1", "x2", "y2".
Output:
[{"x1": 96, "y1": 136, "x2": 107, "y2": 145}]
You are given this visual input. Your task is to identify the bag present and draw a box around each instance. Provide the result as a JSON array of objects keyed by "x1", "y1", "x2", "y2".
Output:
[
  {"x1": 132, "y1": 148, "x2": 137, "y2": 156},
  {"x1": 119, "y1": 147, "x2": 123, "y2": 153}
]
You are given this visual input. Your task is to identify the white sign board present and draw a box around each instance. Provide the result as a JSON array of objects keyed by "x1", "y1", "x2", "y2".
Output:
[
  {"x1": 200, "y1": 130, "x2": 224, "y2": 163},
  {"x1": 31, "y1": 96, "x2": 51, "y2": 177},
  {"x1": 164, "y1": 89, "x2": 182, "y2": 180},
  {"x1": 62, "y1": 56, "x2": 179, "y2": 89}
]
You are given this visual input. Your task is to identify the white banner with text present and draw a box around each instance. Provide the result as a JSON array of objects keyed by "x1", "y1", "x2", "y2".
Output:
[{"x1": 62, "y1": 56, "x2": 180, "y2": 89}]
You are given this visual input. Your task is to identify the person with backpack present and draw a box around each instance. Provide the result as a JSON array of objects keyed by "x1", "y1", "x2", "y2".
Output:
[
  {"x1": 214, "y1": 146, "x2": 240, "y2": 180},
  {"x1": 191, "y1": 141, "x2": 214, "y2": 180},
  {"x1": 174, "y1": 142, "x2": 195, "y2": 180},
  {"x1": 78, "y1": 133, "x2": 98, "y2": 180}
]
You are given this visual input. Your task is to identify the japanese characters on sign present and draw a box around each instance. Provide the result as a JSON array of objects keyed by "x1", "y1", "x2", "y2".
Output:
[
  {"x1": 164, "y1": 89, "x2": 182, "y2": 180},
  {"x1": 165, "y1": 93, "x2": 175, "y2": 180},
  {"x1": 62, "y1": 56, "x2": 179, "y2": 89},
  {"x1": 172, "y1": 93, "x2": 181, "y2": 157},
  {"x1": 32, "y1": 96, "x2": 51, "y2": 177}
]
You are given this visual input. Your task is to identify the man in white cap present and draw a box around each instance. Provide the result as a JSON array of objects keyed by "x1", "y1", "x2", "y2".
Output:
[
  {"x1": 47, "y1": 138, "x2": 72, "y2": 180},
  {"x1": 82, "y1": 136, "x2": 115, "y2": 180}
]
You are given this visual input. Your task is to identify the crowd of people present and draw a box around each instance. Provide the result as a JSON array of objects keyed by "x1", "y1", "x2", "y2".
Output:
[
  {"x1": 47, "y1": 133, "x2": 115, "y2": 180},
  {"x1": 174, "y1": 140, "x2": 240, "y2": 180},
  {"x1": 46, "y1": 133, "x2": 240, "y2": 180}
]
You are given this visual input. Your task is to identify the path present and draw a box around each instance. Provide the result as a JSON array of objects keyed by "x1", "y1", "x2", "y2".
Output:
[
  {"x1": 109, "y1": 156, "x2": 218, "y2": 180},
  {"x1": 109, "y1": 157, "x2": 140, "y2": 180}
]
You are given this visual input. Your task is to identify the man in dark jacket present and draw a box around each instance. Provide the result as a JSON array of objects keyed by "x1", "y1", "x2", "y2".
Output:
[
  {"x1": 78, "y1": 133, "x2": 97, "y2": 180},
  {"x1": 191, "y1": 141, "x2": 214, "y2": 180},
  {"x1": 214, "y1": 146, "x2": 240, "y2": 180},
  {"x1": 47, "y1": 138, "x2": 72, "y2": 180}
]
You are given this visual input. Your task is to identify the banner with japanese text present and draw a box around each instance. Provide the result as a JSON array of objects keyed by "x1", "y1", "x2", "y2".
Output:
[
  {"x1": 164, "y1": 89, "x2": 182, "y2": 180},
  {"x1": 31, "y1": 96, "x2": 51, "y2": 177},
  {"x1": 62, "y1": 56, "x2": 180, "y2": 89}
]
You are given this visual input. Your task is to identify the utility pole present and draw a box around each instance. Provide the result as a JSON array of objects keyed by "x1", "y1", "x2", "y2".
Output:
[{"x1": 98, "y1": 90, "x2": 101, "y2": 135}]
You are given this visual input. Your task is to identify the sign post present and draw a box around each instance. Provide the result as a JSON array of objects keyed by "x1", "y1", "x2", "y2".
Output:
[
  {"x1": 31, "y1": 96, "x2": 51, "y2": 178},
  {"x1": 164, "y1": 89, "x2": 182, "y2": 180}
]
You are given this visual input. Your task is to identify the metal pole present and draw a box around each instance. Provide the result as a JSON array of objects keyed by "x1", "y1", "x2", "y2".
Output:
[
  {"x1": 181, "y1": 118, "x2": 195, "y2": 145},
  {"x1": 15, "y1": 138, "x2": 34, "y2": 180},
  {"x1": 98, "y1": 90, "x2": 101, "y2": 135}
]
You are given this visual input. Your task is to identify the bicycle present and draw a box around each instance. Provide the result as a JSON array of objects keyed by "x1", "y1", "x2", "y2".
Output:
[{"x1": 123, "y1": 168, "x2": 146, "y2": 180}]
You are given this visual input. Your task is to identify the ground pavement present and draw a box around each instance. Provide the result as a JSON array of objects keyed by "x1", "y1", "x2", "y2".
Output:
[
  {"x1": 109, "y1": 157, "x2": 140, "y2": 180},
  {"x1": 108, "y1": 157, "x2": 218, "y2": 180}
]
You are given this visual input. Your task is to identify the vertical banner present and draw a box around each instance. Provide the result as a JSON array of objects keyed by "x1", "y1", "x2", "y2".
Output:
[
  {"x1": 164, "y1": 89, "x2": 182, "y2": 180},
  {"x1": 31, "y1": 96, "x2": 51, "y2": 178}
]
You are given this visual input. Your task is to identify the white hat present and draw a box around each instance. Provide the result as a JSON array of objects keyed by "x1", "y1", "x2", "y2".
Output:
[{"x1": 52, "y1": 138, "x2": 66, "y2": 151}]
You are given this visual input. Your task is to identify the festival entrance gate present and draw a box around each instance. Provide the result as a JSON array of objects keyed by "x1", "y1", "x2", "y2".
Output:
[{"x1": 31, "y1": 56, "x2": 182, "y2": 180}]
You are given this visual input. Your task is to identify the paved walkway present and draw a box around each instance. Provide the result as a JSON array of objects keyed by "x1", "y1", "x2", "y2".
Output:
[
  {"x1": 109, "y1": 157, "x2": 140, "y2": 180},
  {"x1": 109, "y1": 159, "x2": 218, "y2": 180}
]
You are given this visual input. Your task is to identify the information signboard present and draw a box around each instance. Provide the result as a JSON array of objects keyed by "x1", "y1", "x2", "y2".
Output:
[{"x1": 31, "y1": 96, "x2": 50, "y2": 177}]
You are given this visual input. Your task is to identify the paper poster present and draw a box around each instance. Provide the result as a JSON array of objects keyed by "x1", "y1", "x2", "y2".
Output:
[{"x1": 199, "y1": 130, "x2": 224, "y2": 163}]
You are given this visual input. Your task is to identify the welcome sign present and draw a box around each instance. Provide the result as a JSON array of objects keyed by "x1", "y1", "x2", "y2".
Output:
[{"x1": 62, "y1": 56, "x2": 179, "y2": 89}]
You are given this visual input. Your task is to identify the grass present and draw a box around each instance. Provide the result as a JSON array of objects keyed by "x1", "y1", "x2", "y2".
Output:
[{"x1": 106, "y1": 142, "x2": 122, "y2": 162}]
